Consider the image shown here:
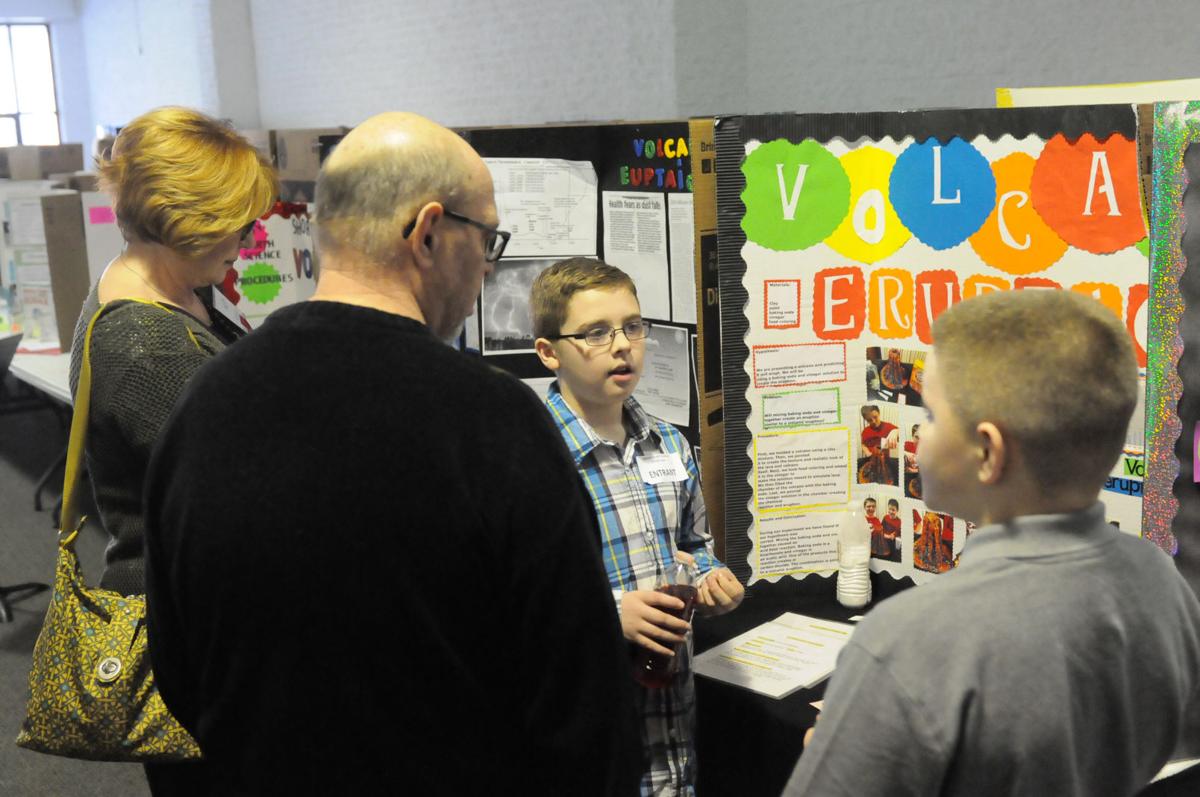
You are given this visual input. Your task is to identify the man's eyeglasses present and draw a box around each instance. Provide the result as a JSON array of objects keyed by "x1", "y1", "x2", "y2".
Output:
[
  {"x1": 402, "y1": 209, "x2": 511, "y2": 262},
  {"x1": 548, "y1": 320, "x2": 651, "y2": 347}
]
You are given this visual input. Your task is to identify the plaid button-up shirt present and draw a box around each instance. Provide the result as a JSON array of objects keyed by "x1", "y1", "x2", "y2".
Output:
[{"x1": 545, "y1": 383, "x2": 721, "y2": 796}]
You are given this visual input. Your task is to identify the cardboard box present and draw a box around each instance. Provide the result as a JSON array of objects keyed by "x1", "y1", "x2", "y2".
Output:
[
  {"x1": 48, "y1": 171, "x2": 100, "y2": 191},
  {"x1": 40, "y1": 192, "x2": 92, "y2": 352},
  {"x1": 238, "y1": 128, "x2": 273, "y2": 163},
  {"x1": 277, "y1": 178, "x2": 317, "y2": 203},
  {"x1": 270, "y1": 128, "x2": 346, "y2": 181},
  {"x1": 0, "y1": 144, "x2": 85, "y2": 180}
]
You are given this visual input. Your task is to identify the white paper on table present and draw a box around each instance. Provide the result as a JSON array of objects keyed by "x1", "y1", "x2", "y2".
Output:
[
  {"x1": 667, "y1": 192, "x2": 696, "y2": 324},
  {"x1": 694, "y1": 613, "x2": 855, "y2": 699},
  {"x1": 485, "y1": 158, "x2": 598, "y2": 258},
  {"x1": 1150, "y1": 758, "x2": 1200, "y2": 783},
  {"x1": 602, "y1": 191, "x2": 669, "y2": 320},
  {"x1": 635, "y1": 321, "x2": 690, "y2": 427}
]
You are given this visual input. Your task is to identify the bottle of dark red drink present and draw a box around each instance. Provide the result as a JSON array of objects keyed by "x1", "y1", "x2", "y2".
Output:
[{"x1": 633, "y1": 559, "x2": 698, "y2": 688}]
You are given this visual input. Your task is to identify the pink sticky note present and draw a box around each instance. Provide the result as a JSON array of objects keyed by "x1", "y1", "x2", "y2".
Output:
[{"x1": 88, "y1": 206, "x2": 116, "y2": 224}]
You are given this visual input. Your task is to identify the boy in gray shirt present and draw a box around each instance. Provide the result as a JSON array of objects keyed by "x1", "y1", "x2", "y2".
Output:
[{"x1": 785, "y1": 290, "x2": 1200, "y2": 796}]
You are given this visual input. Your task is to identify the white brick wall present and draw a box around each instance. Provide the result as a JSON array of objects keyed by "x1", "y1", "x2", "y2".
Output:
[
  {"x1": 45, "y1": 0, "x2": 1200, "y2": 144},
  {"x1": 248, "y1": 0, "x2": 677, "y2": 128},
  {"x1": 741, "y1": 0, "x2": 1200, "y2": 115},
  {"x1": 78, "y1": 0, "x2": 215, "y2": 129},
  {"x1": 245, "y1": 0, "x2": 1200, "y2": 131}
]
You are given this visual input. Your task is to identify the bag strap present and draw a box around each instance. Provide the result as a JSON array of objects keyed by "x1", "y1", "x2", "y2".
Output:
[{"x1": 59, "y1": 298, "x2": 201, "y2": 548}]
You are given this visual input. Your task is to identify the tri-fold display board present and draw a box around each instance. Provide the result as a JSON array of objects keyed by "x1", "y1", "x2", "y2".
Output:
[
  {"x1": 716, "y1": 104, "x2": 1188, "y2": 585},
  {"x1": 252, "y1": 107, "x2": 1200, "y2": 590}
]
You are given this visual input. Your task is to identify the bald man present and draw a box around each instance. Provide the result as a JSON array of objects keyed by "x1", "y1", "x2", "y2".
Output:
[{"x1": 142, "y1": 114, "x2": 642, "y2": 796}]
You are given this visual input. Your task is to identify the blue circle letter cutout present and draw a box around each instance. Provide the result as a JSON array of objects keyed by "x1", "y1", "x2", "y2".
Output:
[{"x1": 889, "y1": 137, "x2": 995, "y2": 251}]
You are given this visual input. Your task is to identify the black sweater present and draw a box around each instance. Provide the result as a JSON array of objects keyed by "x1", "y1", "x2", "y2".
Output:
[{"x1": 143, "y1": 301, "x2": 642, "y2": 796}]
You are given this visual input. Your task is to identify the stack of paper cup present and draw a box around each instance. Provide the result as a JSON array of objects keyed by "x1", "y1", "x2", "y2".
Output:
[{"x1": 836, "y1": 499, "x2": 872, "y2": 608}]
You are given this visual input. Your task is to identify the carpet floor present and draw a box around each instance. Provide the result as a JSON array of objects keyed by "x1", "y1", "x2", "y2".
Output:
[{"x1": 0, "y1": 380, "x2": 151, "y2": 796}]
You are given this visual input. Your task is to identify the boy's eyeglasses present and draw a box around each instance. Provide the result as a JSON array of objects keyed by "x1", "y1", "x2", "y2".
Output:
[
  {"x1": 402, "y1": 209, "x2": 511, "y2": 262},
  {"x1": 549, "y1": 319, "x2": 650, "y2": 347}
]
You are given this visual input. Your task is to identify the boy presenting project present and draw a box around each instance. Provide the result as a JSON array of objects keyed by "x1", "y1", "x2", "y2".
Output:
[{"x1": 533, "y1": 257, "x2": 744, "y2": 795}]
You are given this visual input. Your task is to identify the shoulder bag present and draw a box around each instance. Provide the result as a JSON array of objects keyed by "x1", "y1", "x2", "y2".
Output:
[{"x1": 15, "y1": 300, "x2": 203, "y2": 761}]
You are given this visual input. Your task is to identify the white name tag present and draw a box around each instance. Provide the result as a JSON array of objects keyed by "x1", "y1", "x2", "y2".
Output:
[{"x1": 637, "y1": 452, "x2": 688, "y2": 485}]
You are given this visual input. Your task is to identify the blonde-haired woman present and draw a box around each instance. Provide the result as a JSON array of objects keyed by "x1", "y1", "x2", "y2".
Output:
[{"x1": 69, "y1": 107, "x2": 276, "y2": 598}]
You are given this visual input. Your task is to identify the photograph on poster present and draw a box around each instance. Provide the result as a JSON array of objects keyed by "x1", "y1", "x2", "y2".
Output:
[
  {"x1": 893, "y1": 497, "x2": 920, "y2": 566},
  {"x1": 913, "y1": 510, "x2": 955, "y2": 574},
  {"x1": 866, "y1": 346, "x2": 926, "y2": 406},
  {"x1": 879, "y1": 497, "x2": 903, "y2": 563},
  {"x1": 481, "y1": 258, "x2": 555, "y2": 354},
  {"x1": 904, "y1": 422, "x2": 922, "y2": 499},
  {"x1": 857, "y1": 403, "x2": 900, "y2": 486},
  {"x1": 863, "y1": 495, "x2": 901, "y2": 563}
]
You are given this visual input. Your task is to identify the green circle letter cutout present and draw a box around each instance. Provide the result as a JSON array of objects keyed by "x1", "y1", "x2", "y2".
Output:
[
  {"x1": 240, "y1": 261, "x2": 283, "y2": 305},
  {"x1": 741, "y1": 139, "x2": 850, "y2": 251}
]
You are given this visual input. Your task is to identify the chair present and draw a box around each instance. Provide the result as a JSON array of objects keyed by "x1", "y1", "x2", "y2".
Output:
[{"x1": 0, "y1": 332, "x2": 51, "y2": 622}]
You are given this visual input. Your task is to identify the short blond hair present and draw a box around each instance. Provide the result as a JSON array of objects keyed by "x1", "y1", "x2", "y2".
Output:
[
  {"x1": 931, "y1": 290, "x2": 1138, "y2": 492},
  {"x1": 98, "y1": 107, "x2": 277, "y2": 258},
  {"x1": 530, "y1": 258, "x2": 638, "y2": 339}
]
